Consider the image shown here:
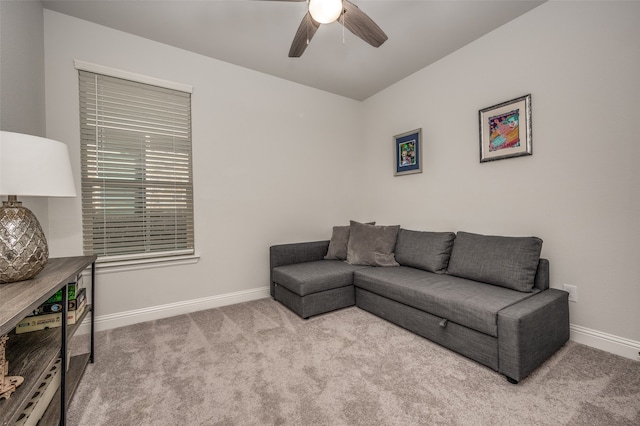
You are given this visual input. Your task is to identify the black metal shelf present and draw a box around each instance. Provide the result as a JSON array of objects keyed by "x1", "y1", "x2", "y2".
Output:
[{"x1": 0, "y1": 256, "x2": 96, "y2": 426}]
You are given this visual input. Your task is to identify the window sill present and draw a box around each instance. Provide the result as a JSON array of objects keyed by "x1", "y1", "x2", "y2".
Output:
[{"x1": 95, "y1": 254, "x2": 200, "y2": 274}]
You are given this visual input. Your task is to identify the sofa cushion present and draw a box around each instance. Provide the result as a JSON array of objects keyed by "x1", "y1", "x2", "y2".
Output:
[
  {"x1": 356, "y1": 265, "x2": 437, "y2": 285},
  {"x1": 272, "y1": 260, "x2": 369, "y2": 297},
  {"x1": 447, "y1": 232, "x2": 543, "y2": 292},
  {"x1": 346, "y1": 221, "x2": 400, "y2": 267},
  {"x1": 395, "y1": 229, "x2": 456, "y2": 273},
  {"x1": 324, "y1": 226, "x2": 350, "y2": 260},
  {"x1": 354, "y1": 267, "x2": 537, "y2": 337},
  {"x1": 324, "y1": 222, "x2": 375, "y2": 260}
]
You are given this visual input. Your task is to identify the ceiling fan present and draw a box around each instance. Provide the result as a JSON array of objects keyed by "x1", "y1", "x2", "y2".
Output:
[{"x1": 273, "y1": 0, "x2": 388, "y2": 57}]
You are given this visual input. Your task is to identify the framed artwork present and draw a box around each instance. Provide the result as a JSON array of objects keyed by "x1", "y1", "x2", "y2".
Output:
[
  {"x1": 393, "y1": 128, "x2": 422, "y2": 176},
  {"x1": 479, "y1": 94, "x2": 532, "y2": 163}
]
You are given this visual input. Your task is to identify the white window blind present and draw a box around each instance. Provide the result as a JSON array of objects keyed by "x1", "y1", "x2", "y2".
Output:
[{"x1": 79, "y1": 70, "x2": 194, "y2": 261}]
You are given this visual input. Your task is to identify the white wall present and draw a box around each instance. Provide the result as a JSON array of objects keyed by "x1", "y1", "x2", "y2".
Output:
[
  {"x1": 361, "y1": 1, "x2": 640, "y2": 348},
  {"x1": 0, "y1": 0, "x2": 45, "y2": 135},
  {"x1": 43, "y1": 10, "x2": 364, "y2": 319},
  {"x1": 0, "y1": 0, "x2": 48, "y2": 228}
]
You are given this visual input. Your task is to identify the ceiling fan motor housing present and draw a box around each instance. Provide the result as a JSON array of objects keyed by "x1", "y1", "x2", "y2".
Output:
[{"x1": 308, "y1": 0, "x2": 343, "y2": 24}]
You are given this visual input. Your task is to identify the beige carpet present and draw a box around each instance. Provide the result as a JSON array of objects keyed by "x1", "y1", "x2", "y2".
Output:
[{"x1": 68, "y1": 298, "x2": 640, "y2": 425}]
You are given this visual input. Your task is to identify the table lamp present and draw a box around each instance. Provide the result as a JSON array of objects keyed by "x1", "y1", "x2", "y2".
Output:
[{"x1": 0, "y1": 131, "x2": 76, "y2": 284}]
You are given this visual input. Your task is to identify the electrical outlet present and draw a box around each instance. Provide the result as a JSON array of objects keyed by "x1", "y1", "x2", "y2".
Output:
[{"x1": 563, "y1": 284, "x2": 578, "y2": 302}]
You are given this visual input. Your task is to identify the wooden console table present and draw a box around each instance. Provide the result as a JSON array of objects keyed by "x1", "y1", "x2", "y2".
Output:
[{"x1": 0, "y1": 255, "x2": 97, "y2": 425}]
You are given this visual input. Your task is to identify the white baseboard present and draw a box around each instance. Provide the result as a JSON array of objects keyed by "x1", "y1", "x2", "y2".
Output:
[
  {"x1": 76, "y1": 291, "x2": 639, "y2": 363},
  {"x1": 570, "y1": 324, "x2": 640, "y2": 361},
  {"x1": 77, "y1": 286, "x2": 270, "y2": 335}
]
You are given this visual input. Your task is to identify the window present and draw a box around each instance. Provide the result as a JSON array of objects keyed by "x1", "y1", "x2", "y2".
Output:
[{"x1": 78, "y1": 66, "x2": 194, "y2": 262}]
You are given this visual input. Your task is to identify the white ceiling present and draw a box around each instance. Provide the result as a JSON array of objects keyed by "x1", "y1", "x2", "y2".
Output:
[{"x1": 41, "y1": 0, "x2": 545, "y2": 101}]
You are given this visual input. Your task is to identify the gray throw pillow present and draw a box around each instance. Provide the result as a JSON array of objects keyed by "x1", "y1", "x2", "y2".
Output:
[
  {"x1": 447, "y1": 231, "x2": 543, "y2": 292},
  {"x1": 346, "y1": 221, "x2": 400, "y2": 267},
  {"x1": 324, "y1": 222, "x2": 375, "y2": 260},
  {"x1": 395, "y1": 229, "x2": 456, "y2": 273}
]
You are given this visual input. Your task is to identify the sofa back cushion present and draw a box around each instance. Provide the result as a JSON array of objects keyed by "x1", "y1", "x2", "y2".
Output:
[
  {"x1": 325, "y1": 222, "x2": 375, "y2": 260},
  {"x1": 394, "y1": 229, "x2": 456, "y2": 273},
  {"x1": 324, "y1": 226, "x2": 352, "y2": 260},
  {"x1": 447, "y1": 231, "x2": 543, "y2": 292},
  {"x1": 347, "y1": 221, "x2": 400, "y2": 267}
]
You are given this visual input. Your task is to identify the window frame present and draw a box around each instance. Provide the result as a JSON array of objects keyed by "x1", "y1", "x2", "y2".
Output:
[{"x1": 76, "y1": 61, "x2": 196, "y2": 268}]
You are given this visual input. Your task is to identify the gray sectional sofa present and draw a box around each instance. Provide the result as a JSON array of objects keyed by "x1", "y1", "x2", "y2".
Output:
[{"x1": 270, "y1": 221, "x2": 570, "y2": 383}]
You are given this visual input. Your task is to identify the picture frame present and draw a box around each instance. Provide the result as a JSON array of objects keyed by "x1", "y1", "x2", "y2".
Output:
[
  {"x1": 393, "y1": 128, "x2": 422, "y2": 176},
  {"x1": 479, "y1": 94, "x2": 532, "y2": 163}
]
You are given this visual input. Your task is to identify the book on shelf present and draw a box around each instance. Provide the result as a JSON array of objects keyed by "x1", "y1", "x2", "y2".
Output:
[
  {"x1": 15, "y1": 297, "x2": 87, "y2": 334},
  {"x1": 42, "y1": 274, "x2": 84, "y2": 304},
  {"x1": 69, "y1": 300, "x2": 87, "y2": 325},
  {"x1": 28, "y1": 287, "x2": 86, "y2": 316}
]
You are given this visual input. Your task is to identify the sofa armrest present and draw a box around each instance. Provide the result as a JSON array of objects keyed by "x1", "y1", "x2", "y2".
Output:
[
  {"x1": 533, "y1": 258, "x2": 550, "y2": 291},
  {"x1": 269, "y1": 240, "x2": 330, "y2": 297},
  {"x1": 497, "y1": 288, "x2": 569, "y2": 382}
]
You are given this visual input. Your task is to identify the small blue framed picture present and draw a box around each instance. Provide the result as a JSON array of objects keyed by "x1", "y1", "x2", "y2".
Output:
[{"x1": 393, "y1": 128, "x2": 422, "y2": 176}]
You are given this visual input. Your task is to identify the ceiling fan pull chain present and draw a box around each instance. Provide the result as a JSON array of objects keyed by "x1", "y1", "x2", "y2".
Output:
[{"x1": 342, "y1": 9, "x2": 345, "y2": 44}]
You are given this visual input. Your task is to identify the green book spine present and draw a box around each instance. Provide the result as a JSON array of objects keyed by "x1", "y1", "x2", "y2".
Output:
[{"x1": 44, "y1": 282, "x2": 80, "y2": 304}]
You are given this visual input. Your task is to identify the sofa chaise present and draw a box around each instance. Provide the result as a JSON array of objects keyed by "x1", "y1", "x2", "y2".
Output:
[{"x1": 270, "y1": 221, "x2": 570, "y2": 383}]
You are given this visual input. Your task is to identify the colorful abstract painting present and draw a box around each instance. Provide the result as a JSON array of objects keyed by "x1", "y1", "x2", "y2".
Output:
[
  {"x1": 488, "y1": 109, "x2": 520, "y2": 152},
  {"x1": 479, "y1": 94, "x2": 532, "y2": 162}
]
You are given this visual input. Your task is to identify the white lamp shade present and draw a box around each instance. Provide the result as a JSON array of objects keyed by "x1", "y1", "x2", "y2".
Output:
[
  {"x1": 309, "y1": 0, "x2": 343, "y2": 24},
  {"x1": 0, "y1": 131, "x2": 76, "y2": 197}
]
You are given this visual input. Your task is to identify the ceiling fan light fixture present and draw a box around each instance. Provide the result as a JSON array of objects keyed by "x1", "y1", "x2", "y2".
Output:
[{"x1": 308, "y1": 0, "x2": 343, "y2": 24}]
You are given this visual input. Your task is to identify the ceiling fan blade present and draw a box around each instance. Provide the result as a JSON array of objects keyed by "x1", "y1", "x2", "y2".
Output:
[
  {"x1": 289, "y1": 12, "x2": 321, "y2": 57},
  {"x1": 338, "y1": 0, "x2": 388, "y2": 48}
]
